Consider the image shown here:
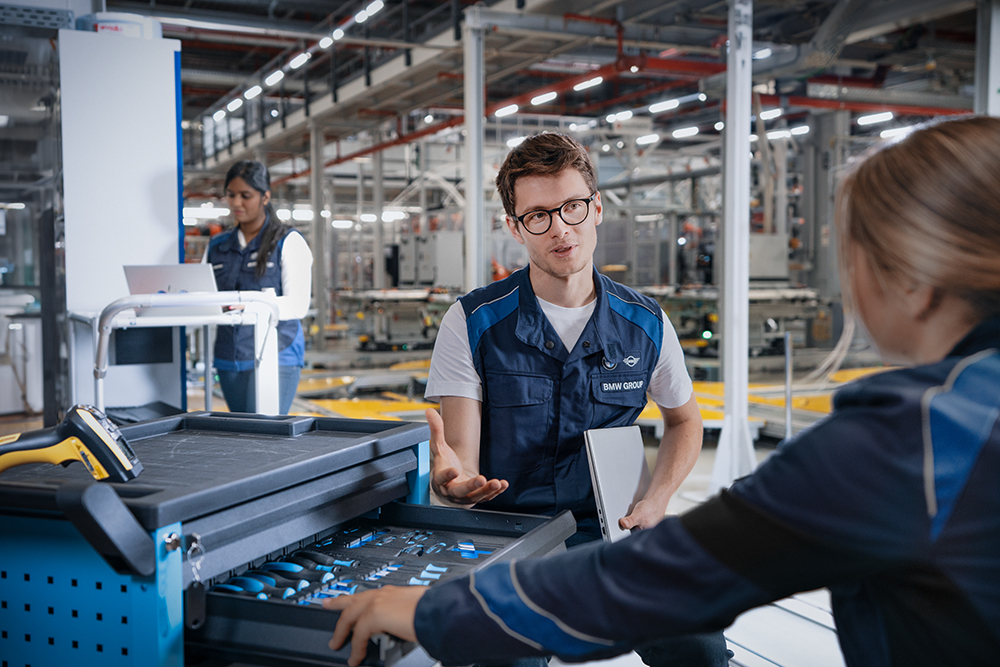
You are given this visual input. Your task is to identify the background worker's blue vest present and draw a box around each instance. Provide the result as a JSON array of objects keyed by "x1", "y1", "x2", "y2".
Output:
[
  {"x1": 461, "y1": 267, "x2": 663, "y2": 522},
  {"x1": 208, "y1": 218, "x2": 304, "y2": 371}
]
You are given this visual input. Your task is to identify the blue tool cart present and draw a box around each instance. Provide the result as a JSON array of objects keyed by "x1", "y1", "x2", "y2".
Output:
[{"x1": 0, "y1": 412, "x2": 574, "y2": 667}]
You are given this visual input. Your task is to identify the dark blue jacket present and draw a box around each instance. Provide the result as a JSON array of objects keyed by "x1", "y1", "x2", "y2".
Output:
[
  {"x1": 461, "y1": 267, "x2": 663, "y2": 530},
  {"x1": 415, "y1": 318, "x2": 1000, "y2": 667},
  {"x1": 207, "y1": 218, "x2": 304, "y2": 370}
]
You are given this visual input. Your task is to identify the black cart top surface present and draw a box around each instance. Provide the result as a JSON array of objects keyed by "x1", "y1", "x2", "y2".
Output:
[{"x1": 0, "y1": 412, "x2": 430, "y2": 530}]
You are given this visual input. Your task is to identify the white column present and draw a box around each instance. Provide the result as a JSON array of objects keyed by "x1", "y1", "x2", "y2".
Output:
[
  {"x1": 710, "y1": 0, "x2": 757, "y2": 494},
  {"x1": 463, "y1": 7, "x2": 486, "y2": 292},
  {"x1": 975, "y1": 0, "x2": 1000, "y2": 116},
  {"x1": 373, "y1": 130, "x2": 386, "y2": 289},
  {"x1": 310, "y1": 121, "x2": 328, "y2": 350}
]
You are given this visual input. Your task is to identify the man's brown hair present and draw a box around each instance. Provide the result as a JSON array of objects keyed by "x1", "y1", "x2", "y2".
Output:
[{"x1": 495, "y1": 133, "x2": 598, "y2": 220}]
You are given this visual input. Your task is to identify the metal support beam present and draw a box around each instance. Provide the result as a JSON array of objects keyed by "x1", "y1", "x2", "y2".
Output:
[
  {"x1": 419, "y1": 139, "x2": 429, "y2": 232},
  {"x1": 310, "y1": 122, "x2": 328, "y2": 351},
  {"x1": 976, "y1": 0, "x2": 1000, "y2": 115},
  {"x1": 373, "y1": 130, "x2": 386, "y2": 289},
  {"x1": 711, "y1": 0, "x2": 756, "y2": 494},
  {"x1": 463, "y1": 7, "x2": 486, "y2": 292},
  {"x1": 329, "y1": 176, "x2": 339, "y2": 304}
]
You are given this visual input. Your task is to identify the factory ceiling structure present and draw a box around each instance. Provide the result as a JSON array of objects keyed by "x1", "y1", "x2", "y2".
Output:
[{"x1": 99, "y1": 0, "x2": 978, "y2": 196}]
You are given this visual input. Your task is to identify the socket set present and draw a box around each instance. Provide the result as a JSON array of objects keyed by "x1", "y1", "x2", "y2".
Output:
[
  {"x1": 212, "y1": 521, "x2": 509, "y2": 604},
  {"x1": 189, "y1": 502, "x2": 576, "y2": 667}
]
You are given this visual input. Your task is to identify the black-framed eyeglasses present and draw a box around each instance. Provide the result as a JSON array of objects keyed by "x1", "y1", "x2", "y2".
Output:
[{"x1": 514, "y1": 193, "x2": 597, "y2": 235}]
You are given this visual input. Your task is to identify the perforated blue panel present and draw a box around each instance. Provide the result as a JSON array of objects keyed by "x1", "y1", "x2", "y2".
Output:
[{"x1": 0, "y1": 515, "x2": 183, "y2": 667}]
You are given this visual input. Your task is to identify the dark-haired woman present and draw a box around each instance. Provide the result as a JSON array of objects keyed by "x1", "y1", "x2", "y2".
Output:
[{"x1": 206, "y1": 160, "x2": 312, "y2": 415}]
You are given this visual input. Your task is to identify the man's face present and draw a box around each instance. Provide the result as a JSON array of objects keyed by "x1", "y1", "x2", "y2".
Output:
[{"x1": 506, "y1": 168, "x2": 602, "y2": 281}]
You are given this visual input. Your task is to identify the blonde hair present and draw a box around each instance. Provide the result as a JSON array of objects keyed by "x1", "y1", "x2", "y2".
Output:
[{"x1": 837, "y1": 116, "x2": 1000, "y2": 319}]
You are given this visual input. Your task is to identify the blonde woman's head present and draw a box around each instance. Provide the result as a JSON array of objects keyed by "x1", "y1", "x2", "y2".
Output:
[{"x1": 837, "y1": 116, "x2": 1000, "y2": 323}]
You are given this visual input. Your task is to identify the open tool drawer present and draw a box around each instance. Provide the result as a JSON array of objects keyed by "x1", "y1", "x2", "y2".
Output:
[
  {"x1": 0, "y1": 412, "x2": 576, "y2": 667},
  {"x1": 187, "y1": 503, "x2": 576, "y2": 667}
]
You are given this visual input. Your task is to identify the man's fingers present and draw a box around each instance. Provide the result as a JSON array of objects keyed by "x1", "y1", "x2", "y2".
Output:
[
  {"x1": 452, "y1": 478, "x2": 508, "y2": 504},
  {"x1": 431, "y1": 465, "x2": 459, "y2": 487}
]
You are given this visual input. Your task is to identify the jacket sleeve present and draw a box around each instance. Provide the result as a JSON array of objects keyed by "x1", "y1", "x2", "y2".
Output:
[{"x1": 414, "y1": 390, "x2": 920, "y2": 666}]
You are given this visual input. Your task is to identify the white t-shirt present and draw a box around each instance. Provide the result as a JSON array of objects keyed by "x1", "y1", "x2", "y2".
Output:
[
  {"x1": 203, "y1": 228, "x2": 313, "y2": 321},
  {"x1": 425, "y1": 297, "x2": 693, "y2": 410}
]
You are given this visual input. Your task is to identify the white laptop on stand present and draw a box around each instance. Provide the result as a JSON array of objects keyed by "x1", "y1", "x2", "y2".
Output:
[
  {"x1": 584, "y1": 425, "x2": 652, "y2": 542},
  {"x1": 123, "y1": 264, "x2": 221, "y2": 317}
]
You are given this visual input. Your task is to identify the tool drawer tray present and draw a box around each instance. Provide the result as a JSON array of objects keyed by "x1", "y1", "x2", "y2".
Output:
[{"x1": 188, "y1": 502, "x2": 576, "y2": 667}]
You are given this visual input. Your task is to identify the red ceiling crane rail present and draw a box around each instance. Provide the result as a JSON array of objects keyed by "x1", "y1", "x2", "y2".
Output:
[
  {"x1": 757, "y1": 94, "x2": 969, "y2": 117},
  {"x1": 269, "y1": 54, "x2": 731, "y2": 186}
]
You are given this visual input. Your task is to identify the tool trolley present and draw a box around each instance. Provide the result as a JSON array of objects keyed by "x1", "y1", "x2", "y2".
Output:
[{"x1": 0, "y1": 413, "x2": 575, "y2": 667}]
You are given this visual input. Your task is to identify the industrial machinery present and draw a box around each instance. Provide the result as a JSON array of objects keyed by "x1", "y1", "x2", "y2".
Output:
[{"x1": 0, "y1": 412, "x2": 574, "y2": 667}]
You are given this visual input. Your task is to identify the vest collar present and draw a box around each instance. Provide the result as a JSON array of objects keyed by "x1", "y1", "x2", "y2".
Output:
[
  {"x1": 513, "y1": 266, "x2": 617, "y2": 363},
  {"x1": 221, "y1": 214, "x2": 271, "y2": 254}
]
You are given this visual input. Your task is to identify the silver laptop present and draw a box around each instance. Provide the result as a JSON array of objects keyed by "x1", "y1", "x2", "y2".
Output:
[
  {"x1": 584, "y1": 425, "x2": 652, "y2": 542},
  {"x1": 123, "y1": 263, "x2": 221, "y2": 317}
]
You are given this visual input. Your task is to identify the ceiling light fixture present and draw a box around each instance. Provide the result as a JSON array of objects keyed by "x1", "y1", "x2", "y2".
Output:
[
  {"x1": 226, "y1": 98, "x2": 243, "y2": 112},
  {"x1": 880, "y1": 125, "x2": 916, "y2": 139},
  {"x1": 573, "y1": 76, "x2": 603, "y2": 91},
  {"x1": 636, "y1": 133, "x2": 660, "y2": 145},
  {"x1": 649, "y1": 99, "x2": 680, "y2": 114},
  {"x1": 531, "y1": 91, "x2": 557, "y2": 106},
  {"x1": 495, "y1": 104, "x2": 518, "y2": 118},
  {"x1": 244, "y1": 85, "x2": 262, "y2": 100},
  {"x1": 673, "y1": 126, "x2": 700, "y2": 138},
  {"x1": 319, "y1": 36, "x2": 333, "y2": 49},
  {"x1": 759, "y1": 108, "x2": 782, "y2": 120},
  {"x1": 290, "y1": 52, "x2": 311, "y2": 69},
  {"x1": 265, "y1": 70, "x2": 284, "y2": 86},
  {"x1": 857, "y1": 111, "x2": 894, "y2": 126}
]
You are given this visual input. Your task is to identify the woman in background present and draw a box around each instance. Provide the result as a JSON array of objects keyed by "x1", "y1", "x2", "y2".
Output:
[
  {"x1": 326, "y1": 116, "x2": 1000, "y2": 666},
  {"x1": 207, "y1": 160, "x2": 312, "y2": 414}
]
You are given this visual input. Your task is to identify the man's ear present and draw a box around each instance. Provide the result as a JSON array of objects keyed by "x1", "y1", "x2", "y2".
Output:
[
  {"x1": 506, "y1": 216, "x2": 525, "y2": 245},
  {"x1": 594, "y1": 191, "x2": 603, "y2": 226}
]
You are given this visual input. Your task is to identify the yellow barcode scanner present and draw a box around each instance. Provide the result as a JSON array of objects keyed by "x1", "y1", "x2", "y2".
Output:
[{"x1": 0, "y1": 405, "x2": 143, "y2": 482}]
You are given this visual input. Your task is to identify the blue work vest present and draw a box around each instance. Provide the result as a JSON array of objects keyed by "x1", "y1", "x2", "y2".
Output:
[
  {"x1": 207, "y1": 218, "x2": 304, "y2": 370},
  {"x1": 462, "y1": 266, "x2": 663, "y2": 523}
]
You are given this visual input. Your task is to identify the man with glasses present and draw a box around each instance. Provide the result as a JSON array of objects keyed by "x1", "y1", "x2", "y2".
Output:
[{"x1": 420, "y1": 132, "x2": 727, "y2": 665}]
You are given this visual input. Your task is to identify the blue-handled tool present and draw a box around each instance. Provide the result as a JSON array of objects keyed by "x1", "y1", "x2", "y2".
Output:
[
  {"x1": 227, "y1": 576, "x2": 297, "y2": 599},
  {"x1": 242, "y1": 569, "x2": 311, "y2": 591},
  {"x1": 261, "y1": 561, "x2": 336, "y2": 584}
]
